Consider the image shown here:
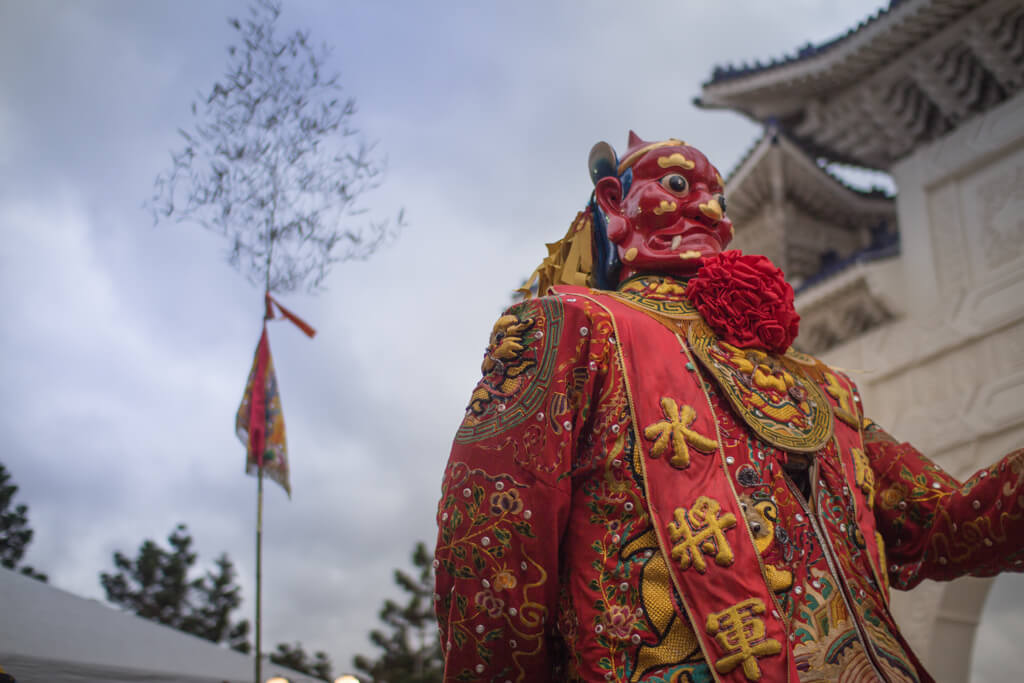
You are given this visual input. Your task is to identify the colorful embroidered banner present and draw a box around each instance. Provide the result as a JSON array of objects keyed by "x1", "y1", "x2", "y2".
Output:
[{"x1": 236, "y1": 326, "x2": 291, "y2": 496}]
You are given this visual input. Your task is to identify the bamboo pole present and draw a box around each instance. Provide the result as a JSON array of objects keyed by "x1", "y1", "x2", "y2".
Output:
[
  {"x1": 255, "y1": 463, "x2": 264, "y2": 683},
  {"x1": 256, "y1": 277, "x2": 270, "y2": 683}
]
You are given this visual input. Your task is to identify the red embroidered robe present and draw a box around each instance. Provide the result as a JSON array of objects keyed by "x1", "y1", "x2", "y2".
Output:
[{"x1": 434, "y1": 280, "x2": 1024, "y2": 683}]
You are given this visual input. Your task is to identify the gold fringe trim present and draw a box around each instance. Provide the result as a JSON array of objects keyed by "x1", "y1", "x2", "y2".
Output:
[{"x1": 517, "y1": 211, "x2": 594, "y2": 299}]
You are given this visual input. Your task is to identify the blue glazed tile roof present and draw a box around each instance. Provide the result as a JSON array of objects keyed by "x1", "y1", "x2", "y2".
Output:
[
  {"x1": 726, "y1": 127, "x2": 895, "y2": 199},
  {"x1": 794, "y1": 230, "x2": 901, "y2": 296},
  {"x1": 703, "y1": 1, "x2": 907, "y2": 86}
]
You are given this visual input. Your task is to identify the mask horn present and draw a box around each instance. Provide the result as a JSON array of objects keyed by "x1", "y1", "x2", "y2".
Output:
[{"x1": 588, "y1": 141, "x2": 618, "y2": 186}]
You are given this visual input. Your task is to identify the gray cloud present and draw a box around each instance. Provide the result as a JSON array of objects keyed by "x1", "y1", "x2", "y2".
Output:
[{"x1": 1, "y1": 1, "x2": 1018, "y2": 678}]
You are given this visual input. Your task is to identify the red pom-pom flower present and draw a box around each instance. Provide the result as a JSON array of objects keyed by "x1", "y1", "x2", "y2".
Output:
[{"x1": 686, "y1": 250, "x2": 800, "y2": 353}]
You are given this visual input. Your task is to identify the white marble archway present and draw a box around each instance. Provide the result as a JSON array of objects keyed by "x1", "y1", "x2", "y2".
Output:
[
  {"x1": 932, "y1": 577, "x2": 993, "y2": 681},
  {"x1": 970, "y1": 573, "x2": 1024, "y2": 682},
  {"x1": 894, "y1": 576, "x2": 994, "y2": 681},
  {"x1": 816, "y1": 91, "x2": 1024, "y2": 682}
]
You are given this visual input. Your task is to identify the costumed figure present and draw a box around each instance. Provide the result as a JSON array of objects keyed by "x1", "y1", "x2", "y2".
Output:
[{"x1": 433, "y1": 132, "x2": 1024, "y2": 682}]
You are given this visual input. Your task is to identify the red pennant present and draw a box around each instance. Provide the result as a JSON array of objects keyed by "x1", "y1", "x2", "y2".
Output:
[{"x1": 265, "y1": 292, "x2": 317, "y2": 338}]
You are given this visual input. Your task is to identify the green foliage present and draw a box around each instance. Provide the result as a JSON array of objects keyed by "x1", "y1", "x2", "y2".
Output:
[
  {"x1": 270, "y1": 642, "x2": 333, "y2": 681},
  {"x1": 100, "y1": 524, "x2": 250, "y2": 652},
  {"x1": 0, "y1": 462, "x2": 47, "y2": 582},
  {"x1": 354, "y1": 541, "x2": 443, "y2": 683}
]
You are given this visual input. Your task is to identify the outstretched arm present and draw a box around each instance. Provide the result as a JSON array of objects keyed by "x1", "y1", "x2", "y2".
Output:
[{"x1": 866, "y1": 421, "x2": 1024, "y2": 590}]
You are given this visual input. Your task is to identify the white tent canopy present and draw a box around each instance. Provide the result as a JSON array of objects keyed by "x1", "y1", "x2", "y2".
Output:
[{"x1": 0, "y1": 567, "x2": 323, "y2": 683}]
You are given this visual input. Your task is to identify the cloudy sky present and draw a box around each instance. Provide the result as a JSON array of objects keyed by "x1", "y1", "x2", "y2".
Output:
[{"x1": 1, "y1": 0, "x2": 1019, "y2": 679}]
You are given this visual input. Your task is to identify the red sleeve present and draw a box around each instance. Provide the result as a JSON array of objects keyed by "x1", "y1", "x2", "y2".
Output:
[
  {"x1": 866, "y1": 420, "x2": 1024, "y2": 590},
  {"x1": 434, "y1": 295, "x2": 602, "y2": 682}
]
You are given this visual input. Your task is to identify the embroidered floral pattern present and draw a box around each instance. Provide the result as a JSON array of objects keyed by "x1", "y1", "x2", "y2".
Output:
[
  {"x1": 872, "y1": 441, "x2": 1024, "y2": 589},
  {"x1": 489, "y1": 489, "x2": 524, "y2": 515},
  {"x1": 435, "y1": 463, "x2": 545, "y2": 680},
  {"x1": 579, "y1": 430, "x2": 656, "y2": 681},
  {"x1": 603, "y1": 604, "x2": 638, "y2": 640}
]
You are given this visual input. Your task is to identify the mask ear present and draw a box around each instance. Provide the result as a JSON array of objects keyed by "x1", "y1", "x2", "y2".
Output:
[{"x1": 595, "y1": 176, "x2": 628, "y2": 244}]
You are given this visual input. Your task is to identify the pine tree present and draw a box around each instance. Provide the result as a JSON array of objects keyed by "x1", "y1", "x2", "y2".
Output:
[
  {"x1": 184, "y1": 553, "x2": 252, "y2": 652},
  {"x1": 100, "y1": 524, "x2": 250, "y2": 651},
  {"x1": 0, "y1": 462, "x2": 47, "y2": 582},
  {"x1": 270, "y1": 642, "x2": 333, "y2": 681},
  {"x1": 354, "y1": 542, "x2": 442, "y2": 683}
]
